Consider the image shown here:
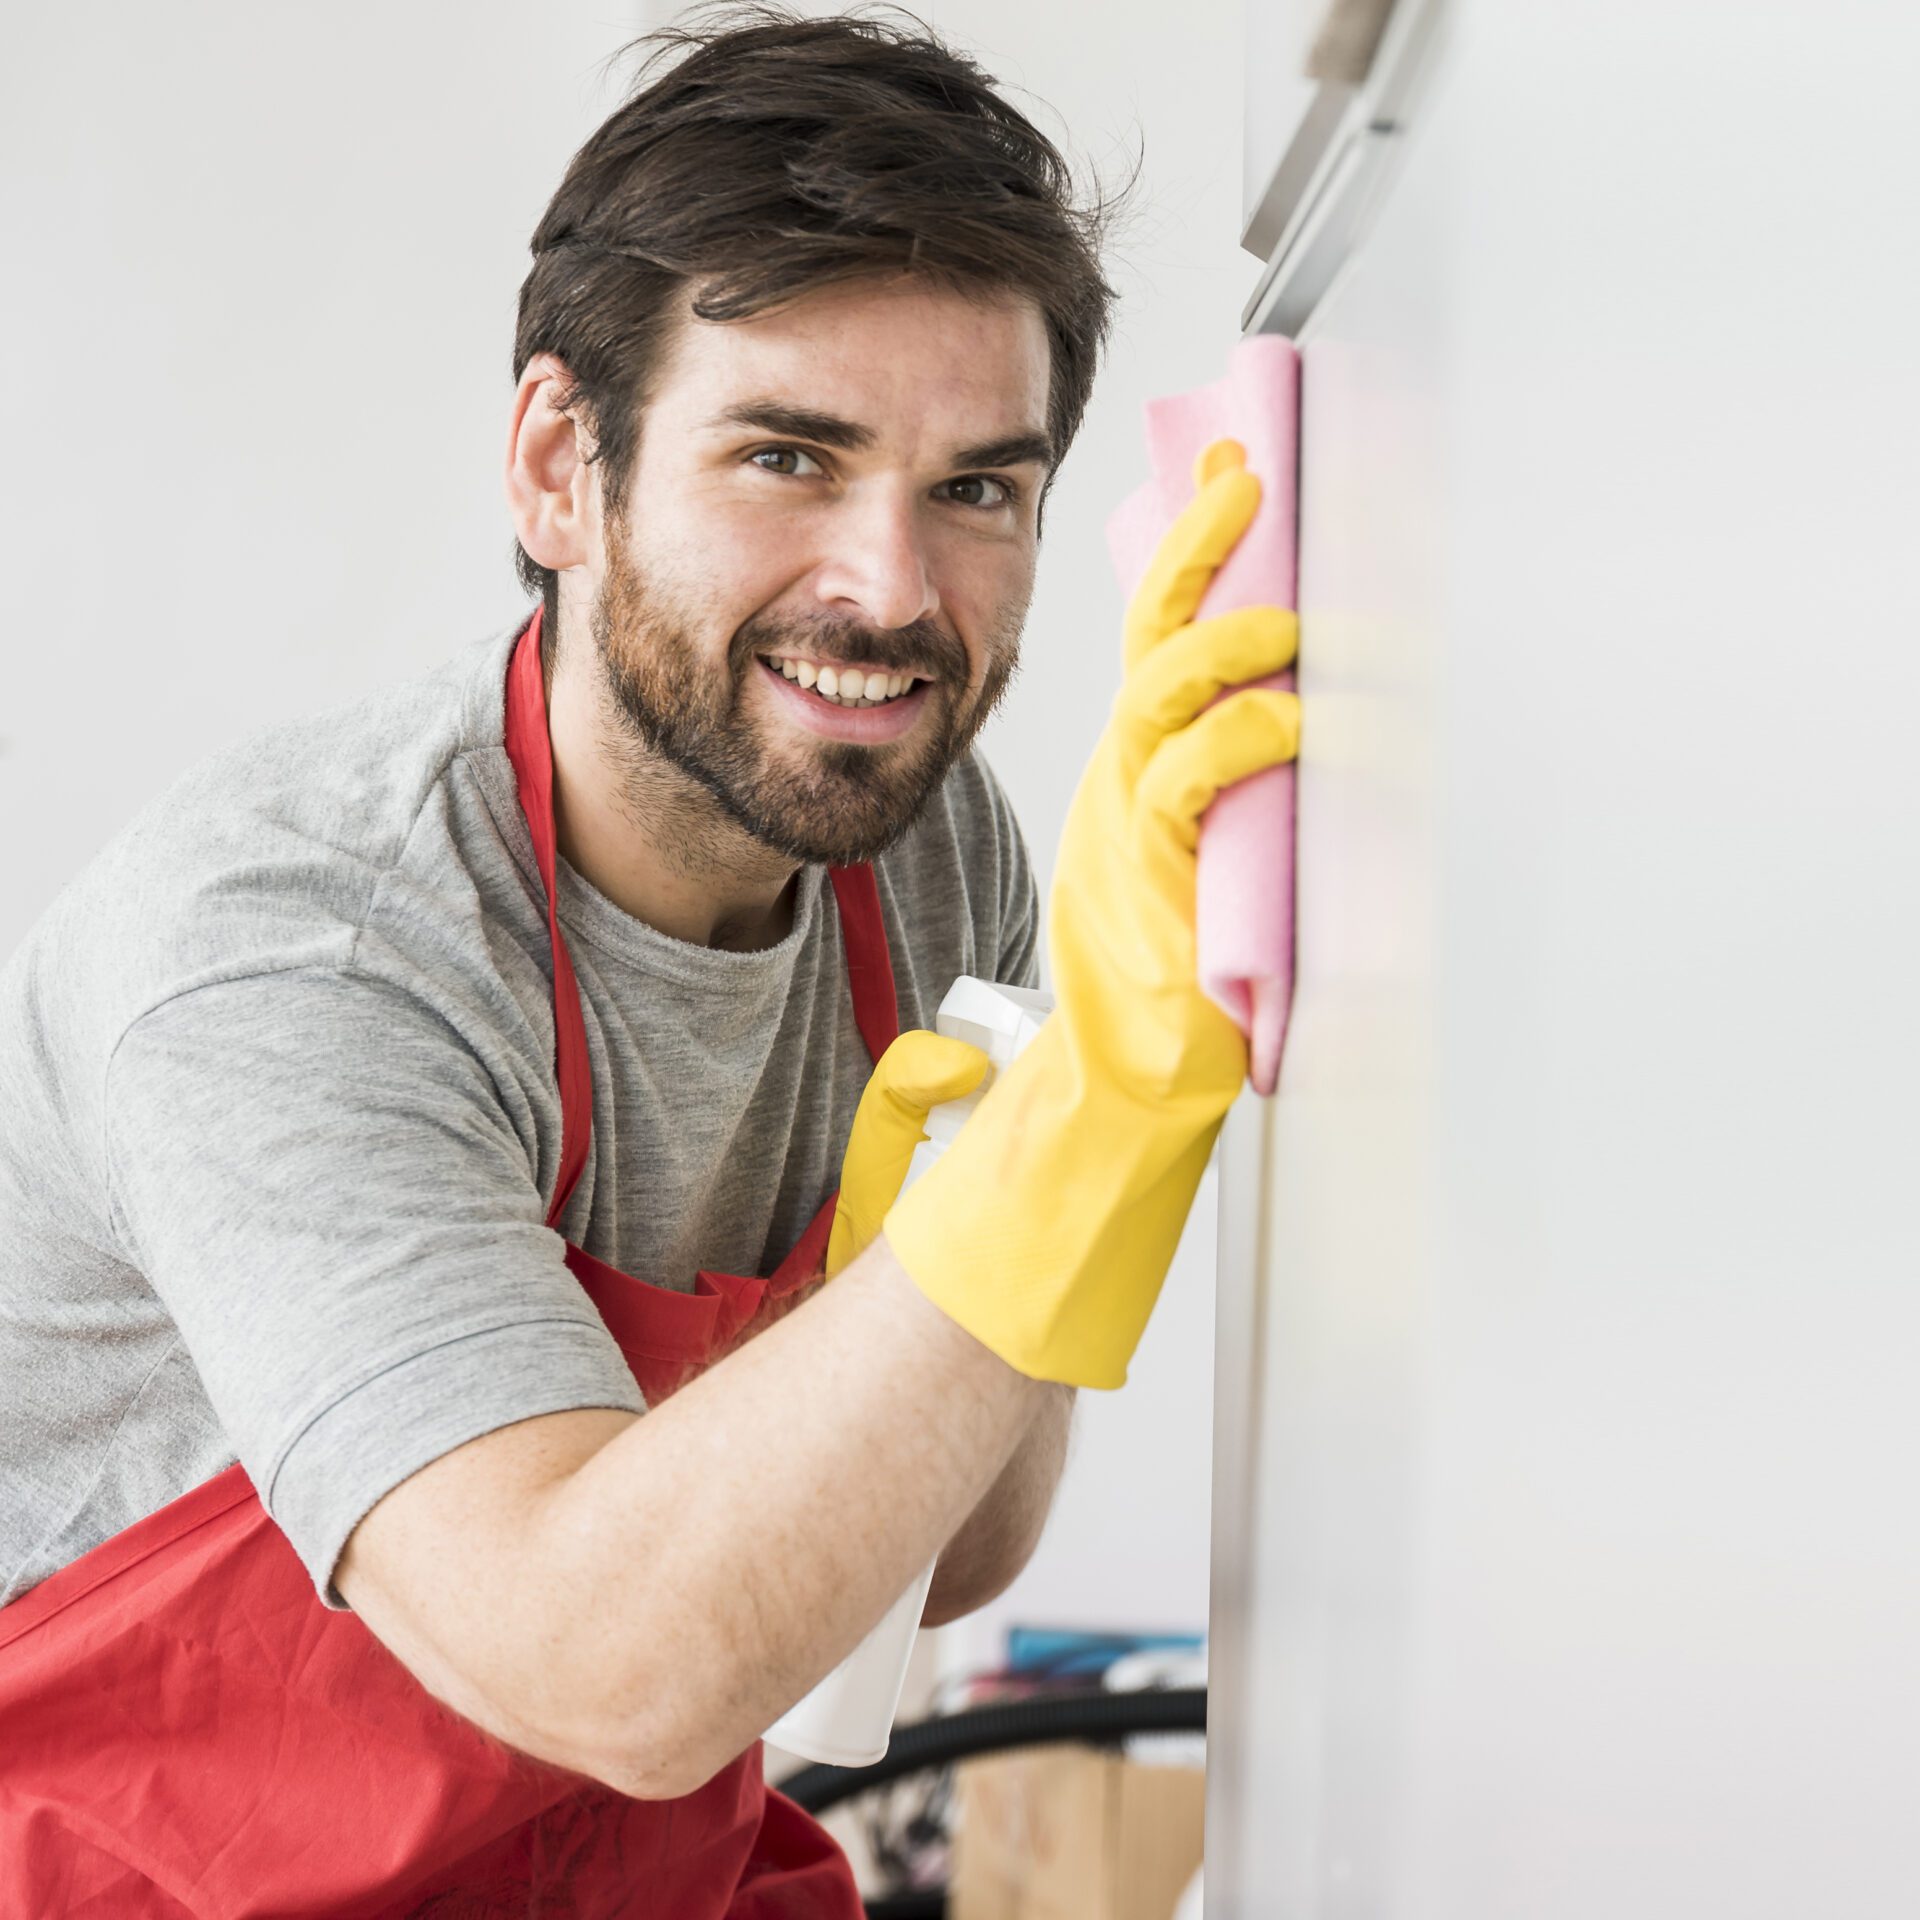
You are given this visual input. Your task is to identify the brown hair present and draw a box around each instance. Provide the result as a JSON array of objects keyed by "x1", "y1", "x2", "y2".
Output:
[{"x1": 510, "y1": 1, "x2": 1139, "y2": 656}]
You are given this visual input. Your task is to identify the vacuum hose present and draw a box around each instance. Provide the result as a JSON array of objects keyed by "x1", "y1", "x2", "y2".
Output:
[{"x1": 775, "y1": 1683, "x2": 1207, "y2": 1815}]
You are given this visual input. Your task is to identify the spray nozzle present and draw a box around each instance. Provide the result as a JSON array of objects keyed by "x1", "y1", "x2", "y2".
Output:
[{"x1": 921, "y1": 977, "x2": 1055, "y2": 1147}]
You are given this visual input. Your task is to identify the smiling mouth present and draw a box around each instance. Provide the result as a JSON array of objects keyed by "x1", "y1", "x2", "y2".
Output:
[{"x1": 756, "y1": 652, "x2": 930, "y2": 710}]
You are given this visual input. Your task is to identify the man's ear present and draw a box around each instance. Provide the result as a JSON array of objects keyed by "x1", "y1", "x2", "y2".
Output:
[{"x1": 505, "y1": 353, "x2": 600, "y2": 575}]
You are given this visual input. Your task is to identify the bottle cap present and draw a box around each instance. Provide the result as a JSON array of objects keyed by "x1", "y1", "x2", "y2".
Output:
[{"x1": 923, "y1": 977, "x2": 1054, "y2": 1144}]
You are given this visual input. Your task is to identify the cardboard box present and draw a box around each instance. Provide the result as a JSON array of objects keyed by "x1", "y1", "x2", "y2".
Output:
[{"x1": 951, "y1": 1744, "x2": 1205, "y2": 1920}]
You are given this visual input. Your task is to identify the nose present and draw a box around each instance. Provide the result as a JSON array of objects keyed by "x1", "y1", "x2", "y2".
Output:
[{"x1": 808, "y1": 484, "x2": 942, "y2": 635}]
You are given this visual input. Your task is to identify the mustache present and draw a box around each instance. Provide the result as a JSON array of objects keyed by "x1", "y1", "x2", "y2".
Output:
[{"x1": 731, "y1": 621, "x2": 968, "y2": 682}]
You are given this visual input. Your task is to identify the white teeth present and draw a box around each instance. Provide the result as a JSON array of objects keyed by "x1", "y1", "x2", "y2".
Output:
[{"x1": 765, "y1": 656, "x2": 920, "y2": 708}]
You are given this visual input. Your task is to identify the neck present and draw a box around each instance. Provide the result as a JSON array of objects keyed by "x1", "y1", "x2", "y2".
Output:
[{"x1": 544, "y1": 636, "x2": 801, "y2": 954}]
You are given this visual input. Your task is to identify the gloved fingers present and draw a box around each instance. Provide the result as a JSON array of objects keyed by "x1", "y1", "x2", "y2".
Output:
[
  {"x1": 1115, "y1": 605, "x2": 1299, "y2": 756},
  {"x1": 1194, "y1": 437, "x2": 1248, "y2": 488},
  {"x1": 864, "y1": 1029, "x2": 993, "y2": 1116},
  {"x1": 837, "y1": 1030, "x2": 990, "y2": 1219},
  {"x1": 826, "y1": 1031, "x2": 992, "y2": 1279},
  {"x1": 1132, "y1": 688, "x2": 1302, "y2": 856},
  {"x1": 1121, "y1": 441, "x2": 1263, "y2": 674}
]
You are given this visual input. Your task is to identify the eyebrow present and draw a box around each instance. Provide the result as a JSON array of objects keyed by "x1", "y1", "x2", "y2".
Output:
[{"x1": 702, "y1": 398, "x2": 1056, "y2": 475}]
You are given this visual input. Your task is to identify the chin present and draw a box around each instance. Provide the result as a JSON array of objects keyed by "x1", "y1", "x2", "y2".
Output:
[
  {"x1": 747, "y1": 790, "x2": 941, "y2": 867},
  {"x1": 733, "y1": 745, "x2": 950, "y2": 866}
]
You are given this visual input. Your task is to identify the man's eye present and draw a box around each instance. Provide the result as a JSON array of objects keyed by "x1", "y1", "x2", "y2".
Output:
[
  {"x1": 749, "y1": 447, "x2": 825, "y2": 478},
  {"x1": 943, "y1": 475, "x2": 1019, "y2": 511}
]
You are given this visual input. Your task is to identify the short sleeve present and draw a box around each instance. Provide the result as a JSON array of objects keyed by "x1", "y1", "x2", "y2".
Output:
[{"x1": 104, "y1": 967, "x2": 641, "y2": 1609}]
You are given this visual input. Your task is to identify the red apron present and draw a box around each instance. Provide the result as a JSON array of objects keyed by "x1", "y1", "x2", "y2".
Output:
[{"x1": 0, "y1": 606, "x2": 885, "y2": 1918}]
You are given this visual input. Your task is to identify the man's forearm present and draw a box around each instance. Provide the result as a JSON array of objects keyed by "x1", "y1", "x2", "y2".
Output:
[
  {"x1": 923, "y1": 1382, "x2": 1075, "y2": 1626},
  {"x1": 341, "y1": 1234, "x2": 1069, "y2": 1800}
]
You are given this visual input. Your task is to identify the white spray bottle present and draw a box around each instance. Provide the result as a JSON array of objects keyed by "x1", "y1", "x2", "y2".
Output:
[{"x1": 765, "y1": 976, "x2": 1055, "y2": 1769}]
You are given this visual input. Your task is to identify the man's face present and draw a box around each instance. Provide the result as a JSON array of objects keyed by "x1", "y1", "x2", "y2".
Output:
[{"x1": 580, "y1": 275, "x2": 1051, "y2": 865}]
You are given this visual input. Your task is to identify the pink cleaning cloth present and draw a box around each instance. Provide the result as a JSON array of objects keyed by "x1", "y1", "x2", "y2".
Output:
[{"x1": 1104, "y1": 334, "x2": 1299, "y2": 1097}]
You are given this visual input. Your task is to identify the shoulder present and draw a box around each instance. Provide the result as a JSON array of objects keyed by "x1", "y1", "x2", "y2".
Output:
[
  {"x1": 7, "y1": 621, "x2": 525, "y2": 1062},
  {"x1": 138, "y1": 621, "x2": 512, "y2": 908},
  {"x1": 883, "y1": 743, "x2": 1028, "y2": 893}
]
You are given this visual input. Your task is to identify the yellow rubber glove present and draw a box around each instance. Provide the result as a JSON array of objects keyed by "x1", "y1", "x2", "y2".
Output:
[
  {"x1": 825, "y1": 1030, "x2": 992, "y2": 1280},
  {"x1": 883, "y1": 438, "x2": 1301, "y2": 1387}
]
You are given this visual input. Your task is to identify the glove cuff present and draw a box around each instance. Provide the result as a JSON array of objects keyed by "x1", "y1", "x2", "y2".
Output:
[{"x1": 882, "y1": 1024, "x2": 1226, "y2": 1388}]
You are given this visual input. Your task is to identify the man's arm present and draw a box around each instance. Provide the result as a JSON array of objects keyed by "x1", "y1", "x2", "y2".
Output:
[
  {"x1": 922, "y1": 1382, "x2": 1074, "y2": 1626},
  {"x1": 336, "y1": 1228, "x2": 1054, "y2": 1801}
]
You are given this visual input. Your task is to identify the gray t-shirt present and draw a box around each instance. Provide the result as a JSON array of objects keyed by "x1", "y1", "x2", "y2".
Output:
[{"x1": 0, "y1": 617, "x2": 1038, "y2": 1612}]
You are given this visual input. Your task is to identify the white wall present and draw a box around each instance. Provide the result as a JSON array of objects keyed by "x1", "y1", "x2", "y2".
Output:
[
  {"x1": 1, "y1": 3, "x2": 648, "y2": 936},
  {"x1": 4, "y1": 3, "x2": 1254, "y2": 1666}
]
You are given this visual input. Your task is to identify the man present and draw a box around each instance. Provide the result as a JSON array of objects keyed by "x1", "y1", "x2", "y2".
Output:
[{"x1": 0, "y1": 6, "x2": 1298, "y2": 1913}]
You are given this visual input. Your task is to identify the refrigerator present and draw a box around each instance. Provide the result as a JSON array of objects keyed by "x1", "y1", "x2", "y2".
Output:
[{"x1": 1205, "y1": 3, "x2": 1920, "y2": 1914}]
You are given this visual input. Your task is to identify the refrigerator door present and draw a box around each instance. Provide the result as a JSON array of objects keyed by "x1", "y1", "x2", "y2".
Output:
[{"x1": 1210, "y1": 5, "x2": 1920, "y2": 1917}]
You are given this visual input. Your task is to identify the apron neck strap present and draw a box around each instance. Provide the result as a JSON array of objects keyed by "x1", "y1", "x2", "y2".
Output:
[
  {"x1": 503, "y1": 607, "x2": 900, "y2": 1229},
  {"x1": 829, "y1": 866, "x2": 900, "y2": 1067}
]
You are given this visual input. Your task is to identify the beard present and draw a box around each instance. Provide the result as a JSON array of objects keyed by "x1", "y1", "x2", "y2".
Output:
[{"x1": 588, "y1": 517, "x2": 1020, "y2": 866}]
